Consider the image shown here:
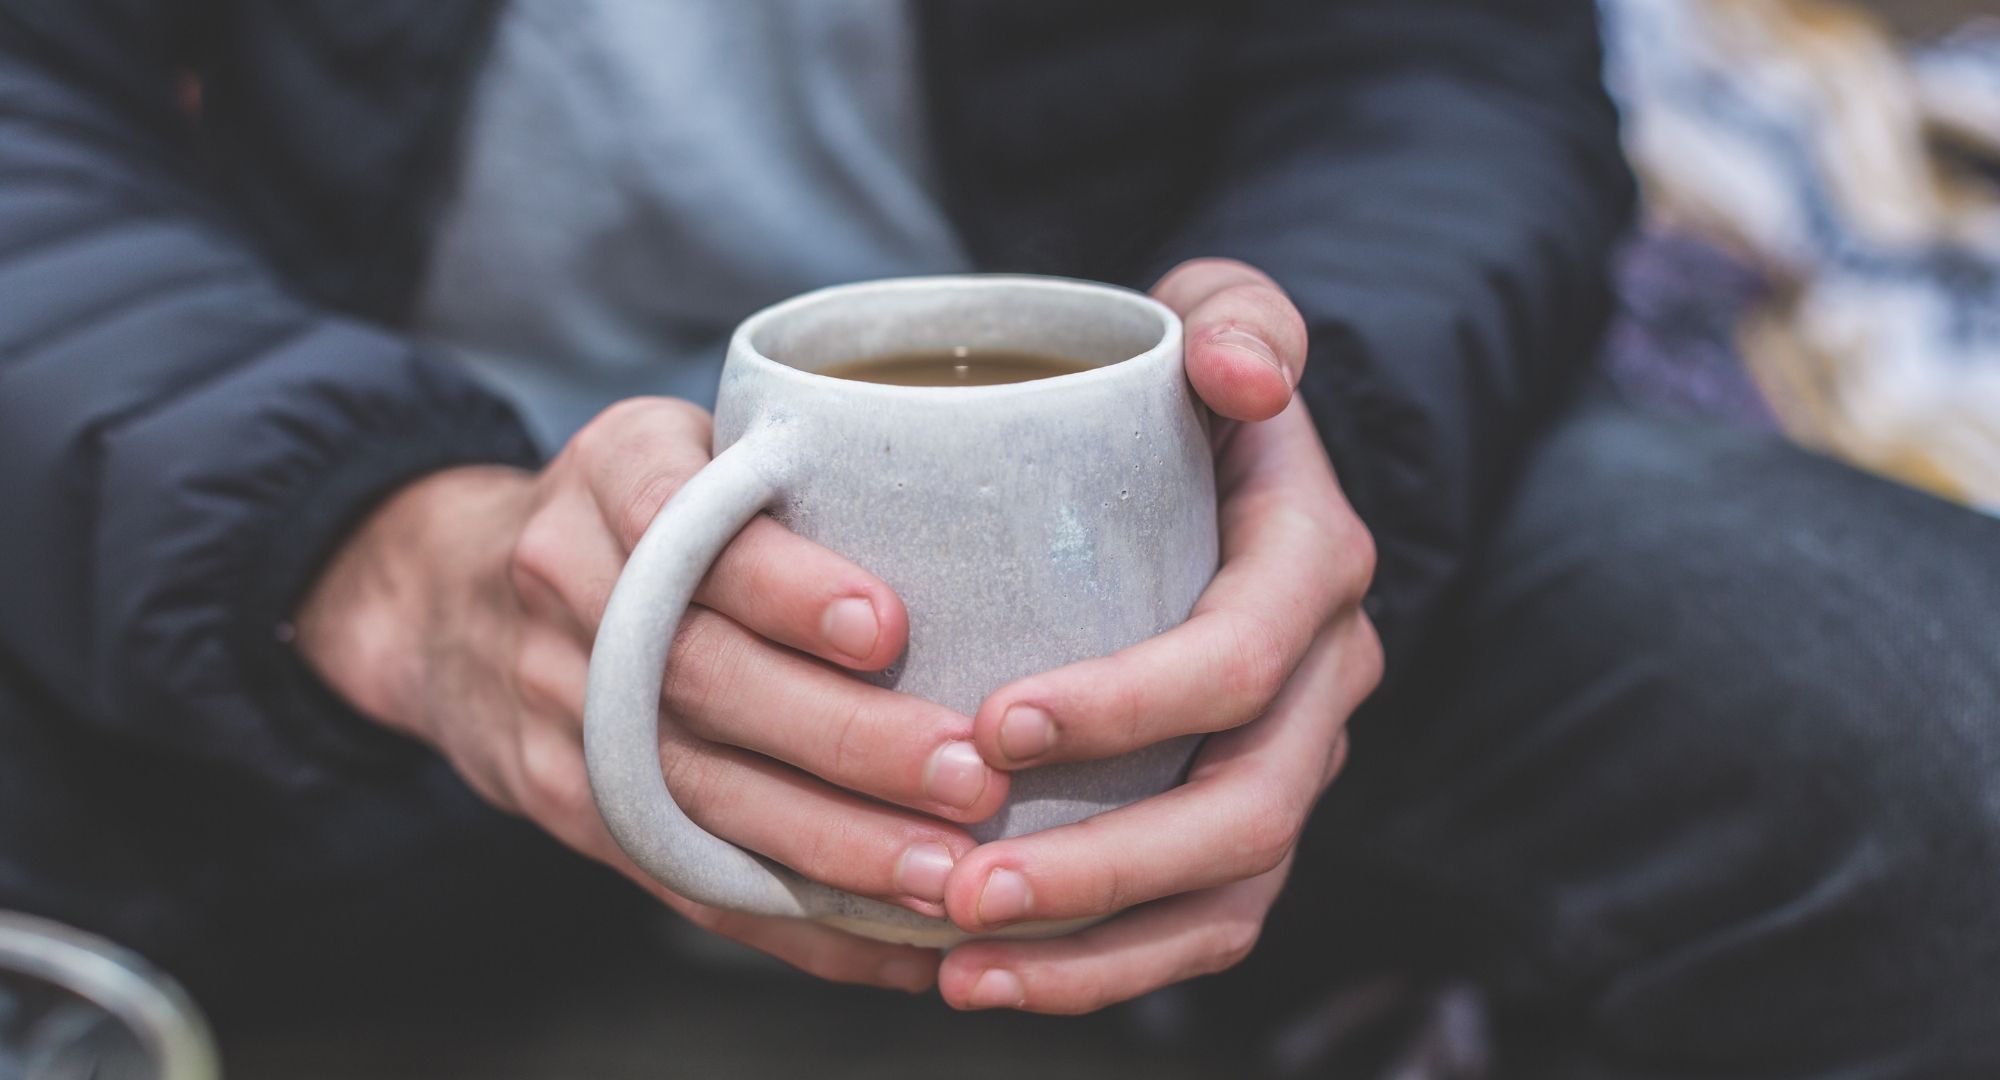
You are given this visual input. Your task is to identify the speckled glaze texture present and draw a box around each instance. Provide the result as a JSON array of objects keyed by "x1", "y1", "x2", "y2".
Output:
[{"x1": 585, "y1": 276, "x2": 1217, "y2": 945}]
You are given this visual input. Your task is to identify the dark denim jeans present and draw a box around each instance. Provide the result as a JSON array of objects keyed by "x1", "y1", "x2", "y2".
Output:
[{"x1": 1216, "y1": 389, "x2": 2000, "y2": 1077}]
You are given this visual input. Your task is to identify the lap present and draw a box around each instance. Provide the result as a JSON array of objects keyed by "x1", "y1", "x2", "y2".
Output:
[{"x1": 1257, "y1": 390, "x2": 2000, "y2": 1075}]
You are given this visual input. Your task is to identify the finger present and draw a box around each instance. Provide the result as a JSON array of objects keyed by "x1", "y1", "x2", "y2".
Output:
[
  {"x1": 696, "y1": 517, "x2": 910, "y2": 671},
  {"x1": 686, "y1": 904, "x2": 940, "y2": 993},
  {"x1": 1152, "y1": 258, "x2": 1307, "y2": 423},
  {"x1": 513, "y1": 619, "x2": 591, "y2": 725},
  {"x1": 626, "y1": 857, "x2": 941, "y2": 992},
  {"x1": 945, "y1": 621, "x2": 1373, "y2": 933},
  {"x1": 522, "y1": 475, "x2": 912, "y2": 671},
  {"x1": 509, "y1": 483, "x2": 625, "y2": 641},
  {"x1": 973, "y1": 407, "x2": 1371, "y2": 768},
  {"x1": 938, "y1": 860, "x2": 1290, "y2": 1014},
  {"x1": 664, "y1": 608, "x2": 1008, "y2": 824},
  {"x1": 564, "y1": 398, "x2": 911, "y2": 669},
  {"x1": 516, "y1": 596, "x2": 1004, "y2": 855},
  {"x1": 661, "y1": 727, "x2": 984, "y2": 915},
  {"x1": 512, "y1": 731, "x2": 939, "y2": 992},
  {"x1": 512, "y1": 710, "x2": 976, "y2": 916},
  {"x1": 570, "y1": 396, "x2": 716, "y2": 553}
]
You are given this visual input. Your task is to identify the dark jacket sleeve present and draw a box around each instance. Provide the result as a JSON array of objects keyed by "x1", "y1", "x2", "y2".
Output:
[
  {"x1": 0, "y1": 4, "x2": 539, "y2": 787},
  {"x1": 1153, "y1": 0, "x2": 1634, "y2": 673}
]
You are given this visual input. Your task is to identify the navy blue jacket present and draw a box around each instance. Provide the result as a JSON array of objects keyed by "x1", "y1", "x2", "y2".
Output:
[{"x1": 0, "y1": 0, "x2": 1631, "y2": 958}]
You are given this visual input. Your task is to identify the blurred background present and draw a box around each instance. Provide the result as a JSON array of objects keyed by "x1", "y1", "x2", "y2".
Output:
[
  {"x1": 4, "y1": 1, "x2": 1995, "y2": 1078},
  {"x1": 1599, "y1": 0, "x2": 1999, "y2": 513}
]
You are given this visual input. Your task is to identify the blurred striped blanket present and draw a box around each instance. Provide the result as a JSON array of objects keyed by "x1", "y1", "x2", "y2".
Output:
[{"x1": 1600, "y1": 0, "x2": 2000, "y2": 513}]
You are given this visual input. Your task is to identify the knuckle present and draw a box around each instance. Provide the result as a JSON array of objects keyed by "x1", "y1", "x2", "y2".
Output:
[
  {"x1": 1001, "y1": 964, "x2": 1104, "y2": 1016},
  {"x1": 1282, "y1": 505, "x2": 1373, "y2": 617},
  {"x1": 580, "y1": 397, "x2": 707, "y2": 455},
  {"x1": 570, "y1": 398, "x2": 646, "y2": 462},
  {"x1": 788, "y1": 822, "x2": 840, "y2": 885},
  {"x1": 512, "y1": 642, "x2": 569, "y2": 719},
  {"x1": 1278, "y1": 294, "x2": 1308, "y2": 349},
  {"x1": 1352, "y1": 618, "x2": 1386, "y2": 695},
  {"x1": 1332, "y1": 517, "x2": 1379, "y2": 606},
  {"x1": 566, "y1": 408, "x2": 617, "y2": 463},
  {"x1": 616, "y1": 468, "x2": 686, "y2": 550},
  {"x1": 1205, "y1": 919, "x2": 1264, "y2": 975},
  {"x1": 1156, "y1": 257, "x2": 1236, "y2": 295},
  {"x1": 659, "y1": 738, "x2": 732, "y2": 818},
  {"x1": 1157, "y1": 259, "x2": 1285, "y2": 319},
  {"x1": 1098, "y1": 860, "x2": 1132, "y2": 914},
  {"x1": 1058, "y1": 973, "x2": 1118, "y2": 1016},
  {"x1": 1108, "y1": 666, "x2": 1150, "y2": 749},
  {"x1": 662, "y1": 611, "x2": 746, "y2": 727},
  {"x1": 516, "y1": 731, "x2": 587, "y2": 820},
  {"x1": 507, "y1": 510, "x2": 565, "y2": 598},
  {"x1": 1070, "y1": 821, "x2": 1135, "y2": 914},
  {"x1": 821, "y1": 697, "x2": 870, "y2": 784},
  {"x1": 1222, "y1": 610, "x2": 1293, "y2": 711},
  {"x1": 1211, "y1": 279, "x2": 1277, "y2": 312},
  {"x1": 1209, "y1": 281, "x2": 1295, "y2": 336},
  {"x1": 571, "y1": 399, "x2": 715, "y2": 549},
  {"x1": 790, "y1": 810, "x2": 887, "y2": 892},
  {"x1": 1325, "y1": 730, "x2": 1354, "y2": 787},
  {"x1": 1239, "y1": 792, "x2": 1304, "y2": 875},
  {"x1": 1348, "y1": 519, "x2": 1379, "y2": 594},
  {"x1": 1198, "y1": 258, "x2": 1279, "y2": 292},
  {"x1": 713, "y1": 521, "x2": 785, "y2": 597},
  {"x1": 658, "y1": 395, "x2": 716, "y2": 432}
]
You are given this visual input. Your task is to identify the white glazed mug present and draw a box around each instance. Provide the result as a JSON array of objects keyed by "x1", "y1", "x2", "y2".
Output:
[{"x1": 584, "y1": 275, "x2": 1218, "y2": 945}]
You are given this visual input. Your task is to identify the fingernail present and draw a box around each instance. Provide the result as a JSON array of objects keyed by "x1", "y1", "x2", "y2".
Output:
[
  {"x1": 895, "y1": 842, "x2": 954, "y2": 904},
  {"x1": 923, "y1": 742, "x2": 990, "y2": 809},
  {"x1": 820, "y1": 597, "x2": 880, "y2": 663},
  {"x1": 1209, "y1": 328, "x2": 1287, "y2": 382},
  {"x1": 977, "y1": 867, "x2": 1033, "y2": 925},
  {"x1": 998, "y1": 705, "x2": 1055, "y2": 763},
  {"x1": 967, "y1": 967, "x2": 1025, "y2": 1008},
  {"x1": 879, "y1": 955, "x2": 932, "y2": 992}
]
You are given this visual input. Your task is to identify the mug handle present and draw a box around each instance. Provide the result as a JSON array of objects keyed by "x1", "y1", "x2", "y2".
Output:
[{"x1": 585, "y1": 430, "x2": 837, "y2": 919}]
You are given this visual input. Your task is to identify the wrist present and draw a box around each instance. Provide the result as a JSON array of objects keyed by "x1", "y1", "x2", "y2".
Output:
[{"x1": 294, "y1": 464, "x2": 533, "y2": 738}]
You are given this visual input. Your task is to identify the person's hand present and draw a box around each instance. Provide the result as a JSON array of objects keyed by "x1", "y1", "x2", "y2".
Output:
[
  {"x1": 934, "y1": 259, "x2": 1384, "y2": 1013},
  {"x1": 295, "y1": 398, "x2": 1014, "y2": 993}
]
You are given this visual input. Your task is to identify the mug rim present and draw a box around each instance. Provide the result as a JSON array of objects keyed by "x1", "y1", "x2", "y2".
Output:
[{"x1": 727, "y1": 274, "x2": 1182, "y2": 399}]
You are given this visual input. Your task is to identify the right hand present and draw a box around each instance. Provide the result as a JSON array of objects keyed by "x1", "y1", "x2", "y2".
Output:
[{"x1": 295, "y1": 397, "x2": 1009, "y2": 991}]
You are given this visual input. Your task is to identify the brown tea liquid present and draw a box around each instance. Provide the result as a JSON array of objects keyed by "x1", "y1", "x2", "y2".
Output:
[{"x1": 818, "y1": 349, "x2": 1095, "y2": 387}]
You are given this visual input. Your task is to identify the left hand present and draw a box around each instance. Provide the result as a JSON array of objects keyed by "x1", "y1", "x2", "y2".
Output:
[{"x1": 935, "y1": 258, "x2": 1384, "y2": 1013}]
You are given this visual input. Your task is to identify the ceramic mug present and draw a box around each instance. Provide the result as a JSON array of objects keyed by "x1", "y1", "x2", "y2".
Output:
[{"x1": 584, "y1": 275, "x2": 1218, "y2": 945}]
